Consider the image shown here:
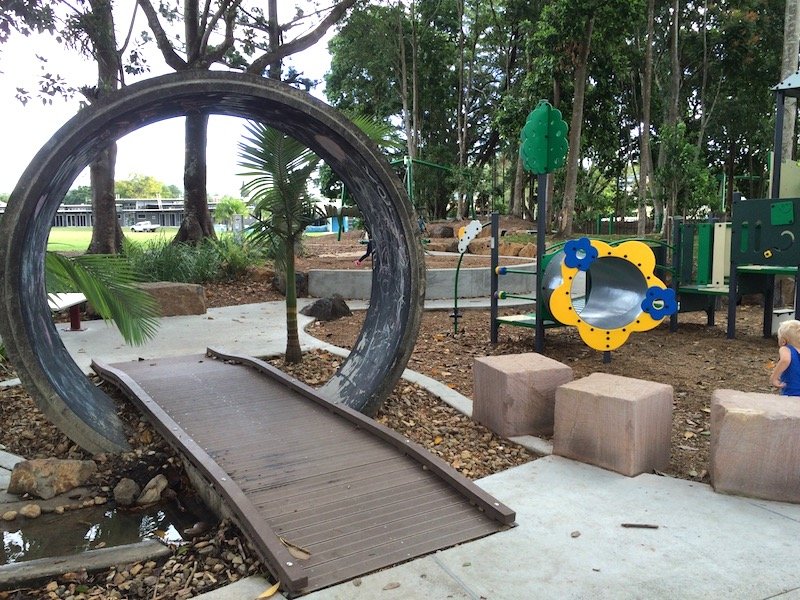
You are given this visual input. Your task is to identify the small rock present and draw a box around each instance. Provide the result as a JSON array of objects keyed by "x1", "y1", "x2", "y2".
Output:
[
  {"x1": 136, "y1": 474, "x2": 168, "y2": 505},
  {"x1": 45, "y1": 581, "x2": 58, "y2": 592},
  {"x1": 94, "y1": 496, "x2": 107, "y2": 505},
  {"x1": 143, "y1": 575, "x2": 159, "y2": 586},
  {"x1": 54, "y1": 506, "x2": 65, "y2": 515},
  {"x1": 2, "y1": 511, "x2": 17, "y2": 521},
  {"x1": 114, "y1": 478, "x2": 141, "y2": 507},
  {"x1": 19, "y1": 503, "x2": 41, "y2": 518},
  {"x1": 130, "y1": 563, "x2": 143, "y2": 576}
]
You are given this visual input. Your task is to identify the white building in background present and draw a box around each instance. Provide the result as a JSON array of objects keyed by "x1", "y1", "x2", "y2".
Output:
[{"x1": 0, "y1": 198, "x2": 221, "y2": 228}]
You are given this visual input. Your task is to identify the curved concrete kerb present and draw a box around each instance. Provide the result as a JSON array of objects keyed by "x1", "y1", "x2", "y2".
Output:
[{"x1": 0, "y1": 71, "x2": 425, "y2": 452}]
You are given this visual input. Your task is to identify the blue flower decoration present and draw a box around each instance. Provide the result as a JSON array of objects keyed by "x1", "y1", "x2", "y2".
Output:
[
  {"x1": 563, "y1": 238, "x2": 598, "y2": 271},
  {"x1": 641, "y1": 286, "x2": 677, "y2": 320}
]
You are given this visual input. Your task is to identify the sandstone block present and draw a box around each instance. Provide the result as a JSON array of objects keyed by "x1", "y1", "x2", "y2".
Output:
[
  {"x1": 137, "y1": 282, "x2": 206, "y2": 316},
  {"x1": 473, "y1": 353, "x2": 573, "y2": 437},
  {"x1": 711, "y1": 390, "x2": 800, "y2": 503},
  {"x1": 553, "y1": 373, "x2": 672, "y2": 476},
  {"x1": 518, "y1": 243, "x2": 537, "y2": 258},
  {"x1": 424, "y1": 239, "x2": 459, "y2": 253},
  {"x1": 500, "y1": 243, "x2": 525, "y2": 257},
  {"x1": 8, "y1": 458, "x2": 97, "y2": 500}
]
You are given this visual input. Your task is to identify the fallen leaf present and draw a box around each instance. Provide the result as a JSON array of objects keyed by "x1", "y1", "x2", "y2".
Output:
[
  {"x1": 257, "y1": 581, "x2": 280, "y2": 598},
  {"x1": 383, "y1": 582, "x2": 401, "y2": 590},
  {"x1": 279, "y1": 537, "x2": 311, "y2": 560},
  {"x1": 433, "y1": 436, "x2": 443, "y2": 445}
]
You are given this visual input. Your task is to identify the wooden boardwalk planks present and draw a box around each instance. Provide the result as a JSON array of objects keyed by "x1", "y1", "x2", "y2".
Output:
[{"x1": 92, "y1": 349, "x2": 515, "y2": 596}]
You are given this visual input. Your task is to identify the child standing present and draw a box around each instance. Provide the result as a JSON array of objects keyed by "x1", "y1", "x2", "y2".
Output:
[{"x1": 770, "y1": 319, "x2": 800, "y2": 396}]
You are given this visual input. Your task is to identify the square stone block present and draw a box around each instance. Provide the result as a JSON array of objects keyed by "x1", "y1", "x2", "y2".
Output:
[
  {"x1": 711, "y1": 390, "x2": 800, "y2": 503},
  {"x1": 553, "y1": 373, "x2": 672, "y2": 477},
  {"x1": 473, "y1": 353, "x2": 573, "y2": 437}
]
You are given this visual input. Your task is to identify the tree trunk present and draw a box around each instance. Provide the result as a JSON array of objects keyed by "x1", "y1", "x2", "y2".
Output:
[
  {"x1": 397, "y1": 7, "x2": 415, "y2": 161},
  {"x1": 638, "y1": 0, "x2": 654, "y2": 237},
  {"x1": 510, "y1": 150, "x2": 525, "y2": 219},
  {"x1": 86, "y1": 0, "x2": 124, "y2": 254},
  {"x1": 175, "y1": 111, "x2": 216, "y2": 243},
  {"x1": 284, "y1": 237, "x2": 302, "y2": 363},
  {"x1": 781, "y1": 0, "x2": 799, "y2": 161},
  {"x1": 659, "y1": 0, "x2": 681, "y2": 238},
  {"x1": 88, "y1": 144, "x2": 124, "y2": 254},
  {"x1": 267, "y1": 0, "x2": 282, "y2": 80},
  {"x1": 559, "y1": 17, "x2": 595, "y2": 237}
]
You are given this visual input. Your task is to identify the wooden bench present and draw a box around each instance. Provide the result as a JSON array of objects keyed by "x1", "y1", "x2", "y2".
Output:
[{"x1": 48, "y1": 293, "x2": 87, "y2": 331}]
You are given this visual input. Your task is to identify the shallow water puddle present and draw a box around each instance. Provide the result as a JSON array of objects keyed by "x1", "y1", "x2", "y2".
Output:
[{"x1": 0, "y1": 503, "x2": 194, "y2": 564}]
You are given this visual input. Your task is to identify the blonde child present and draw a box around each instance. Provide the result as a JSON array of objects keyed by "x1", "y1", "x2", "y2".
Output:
[{"x1": 770, "y1": 319, "x2": 800, "y2": 395}]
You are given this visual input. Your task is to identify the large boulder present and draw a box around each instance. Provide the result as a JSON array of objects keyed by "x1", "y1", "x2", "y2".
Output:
[
  {"x1": 429, "y1": 224, "x2": 455, "y2": 238},
  {"x1": 8, "y1": 458, "x2": 97, "y2": 500},
  {"x1": 300, "y1": 295, "x2": 352, "y2": 321},
  {"x1": 137, "y1": 282, "x2": 206, "y2": 316},
  {"x1": 272, "y1": 271, "x2": 309, "y2": 297}
]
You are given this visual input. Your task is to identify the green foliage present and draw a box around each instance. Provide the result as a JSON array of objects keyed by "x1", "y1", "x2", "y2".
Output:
[
  {"x1": 45, "y1": 252, "x2": 160, "y2": 346},
  {"x1": 214, "y1": 196, "x2": 248, "y2": 223},
  {"x1": 63, "y1": 186, "x2": 92, "y2": 205},
  {"x1": 238, "y1": 122, "x2": 322, "y2": 268},
  {"x1": 116, "y1": 174, "x2": 181, "y2": 199},
  {"x1": 237, "y1": 121, "x2": 320, "y2": 364},
  {"x1": 655, "y1": 122, "x2": 722, "y2": 218},
  {"x1": 124, "y1": 236, "x2": 262, "y2": 283}
]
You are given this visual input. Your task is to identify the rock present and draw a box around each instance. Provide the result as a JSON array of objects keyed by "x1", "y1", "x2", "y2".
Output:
[
  {"x1": 467, "y1": 238, "x2": 492, "y2": 255},
  {"x1": 136, "y1": 282, "x2": 207, "y2": 316},
  {"x1": 518, "y1": 243, "x2": 537, "y2": 258},
  {"x1": 424, "y1": 239, "x2": 459, "y2": 253},
  {"x1": 429, "y1": 224, "x2": 455, "y2": 238},
  {"x1": 248, "y1": 265, "x2": 275, "y2": 283},
  {"x1": 499, "y1": 242, "x2": 525, "y2": 256},
  {"x1": 19, "y1": 503, "x2": 41, "y2": 518},
  {"x1": 114, "y1": 478, "x2": 141, "y2": 507},
  {"x1": 136, "y1": 474, "x2": 168, "y2": 505},
  {"x1": 300, "y1": 295, "x2": 352, "y2": 321},
  {"x1": 2, "y1": 510, "x2": 17, "y2": 521},
  {"x1": 8, "y1": 458, "x2": 97, "y2": 500},
  {"x1": 272, "y1": 271, "x2": 309, "y2": 297}
]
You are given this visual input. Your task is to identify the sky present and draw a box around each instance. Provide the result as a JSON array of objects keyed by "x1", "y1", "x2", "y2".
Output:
[{"x1": 0, "y1": 6, "x2": 333, "y2": 198}]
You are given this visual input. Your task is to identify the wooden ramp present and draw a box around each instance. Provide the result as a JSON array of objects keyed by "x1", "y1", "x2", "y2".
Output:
[{"x1": 92, "y1": 348, "x2": 515, "y2": 596}]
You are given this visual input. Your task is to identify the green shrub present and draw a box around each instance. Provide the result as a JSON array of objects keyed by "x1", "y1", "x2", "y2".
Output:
[{"x1": 124, "y1": 235, "x2": 264, "y2": 284}]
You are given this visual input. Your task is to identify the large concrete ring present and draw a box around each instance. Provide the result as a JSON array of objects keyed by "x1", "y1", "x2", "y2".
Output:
[{"x1": 0, "y1": 71, "x2": 426, "y2": 453}]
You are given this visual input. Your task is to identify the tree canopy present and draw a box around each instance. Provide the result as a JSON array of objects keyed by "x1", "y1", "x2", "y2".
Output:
[{"x1": 325, "y1": 0, "x2": 793, "y2": 233}]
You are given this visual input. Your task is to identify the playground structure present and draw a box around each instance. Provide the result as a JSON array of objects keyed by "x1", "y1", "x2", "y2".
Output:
[
  {"x1": 489, "y1": 213, "x2": 676, "y2": 355},
  {"x1": 669, "y1": 194, "x2": 800, "y2": 338}
]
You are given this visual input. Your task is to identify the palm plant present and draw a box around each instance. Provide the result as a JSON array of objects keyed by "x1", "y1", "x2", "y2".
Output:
[
  {"x1": 46, "y1": 252, "x2": 160, "y2": 346},
  {"x1": 238, "y1": 122, "x2": 322, "y2": 363}
]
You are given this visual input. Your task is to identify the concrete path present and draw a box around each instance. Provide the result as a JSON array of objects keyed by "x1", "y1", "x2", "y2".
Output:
[{"x1": 7, "y1": 298, "x2": 800, "y2": 598}]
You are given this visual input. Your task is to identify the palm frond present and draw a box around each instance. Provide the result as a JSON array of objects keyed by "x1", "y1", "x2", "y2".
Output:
[{"x1": 46, "y1": 252, "x2": 160, "y2": 346}]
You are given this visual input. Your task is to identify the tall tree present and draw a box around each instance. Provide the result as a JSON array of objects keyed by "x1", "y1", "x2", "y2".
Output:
[
  {"x1": 781, "y1": 0, "x2": 799, "y2": 161},
  {"x1": 137, "y1": 0, "x2": 239, "y2": 243},
  {"x1": 637, "y1": 0, "x2": 655, "y2": 236},
  {"x1": 138, "y1": 0, "x2": 358, "y2": 243}
]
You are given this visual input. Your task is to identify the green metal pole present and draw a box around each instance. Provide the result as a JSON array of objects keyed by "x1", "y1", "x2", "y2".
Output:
[{"x1": 453, "y1": 252, "x2": 465, "y2": 334}]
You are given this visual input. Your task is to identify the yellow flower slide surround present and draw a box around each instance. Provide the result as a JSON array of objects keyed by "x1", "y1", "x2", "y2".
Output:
[{"x1": 548, "y1": 238, "x2": 676, "y2": 351}]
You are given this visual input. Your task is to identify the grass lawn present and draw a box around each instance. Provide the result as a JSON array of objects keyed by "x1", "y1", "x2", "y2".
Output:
[{"x1": 47, "y1": 227, "x2": 179, "y2": 252}]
